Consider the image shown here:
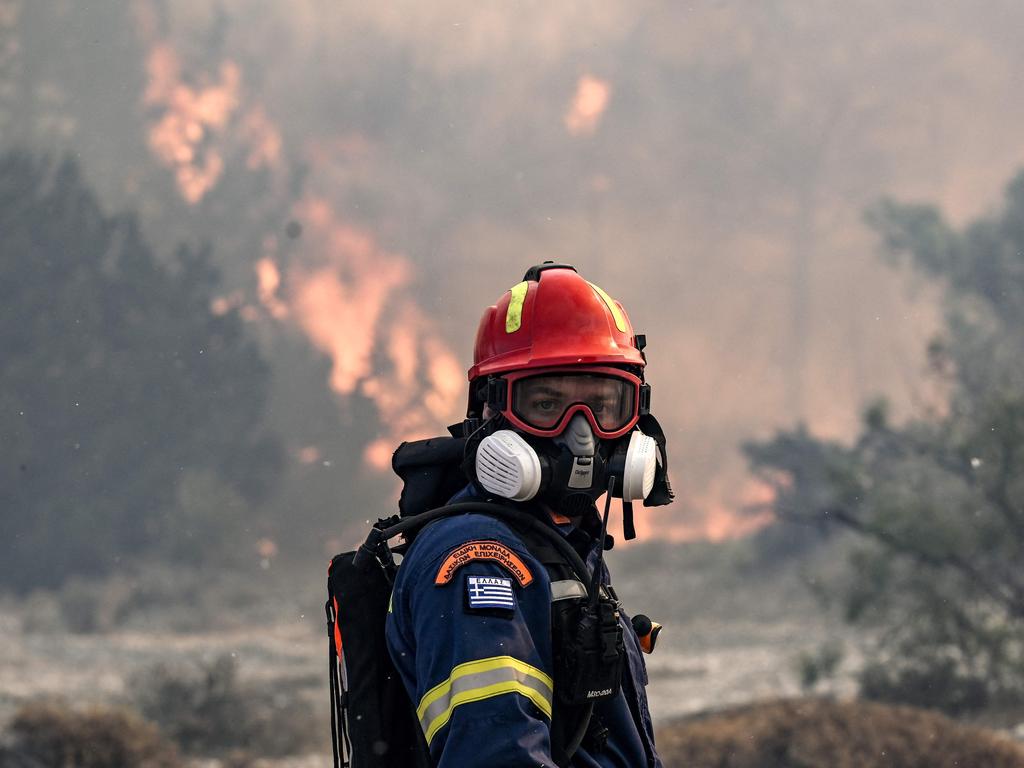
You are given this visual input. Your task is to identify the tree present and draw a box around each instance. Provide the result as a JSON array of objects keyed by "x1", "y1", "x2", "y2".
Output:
[
  {"x1": 745, "y1": 170, "x2": 1024, "y2": 713},
  {"x1": 0, "y1": 152, "x2": 282, "y2": 590}
]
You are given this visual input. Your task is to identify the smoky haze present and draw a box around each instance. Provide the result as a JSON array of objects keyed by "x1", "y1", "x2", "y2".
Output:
[{"x1": 5, "y1": 0, "x2": 1024, "y2": 560}]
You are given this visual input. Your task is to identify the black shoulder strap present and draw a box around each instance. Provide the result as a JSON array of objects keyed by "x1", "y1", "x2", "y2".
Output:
[
  {"x1": 500, "y1": 518, "x2": 595, "y2": 766},
  {"x1": 357, "y1": 502, "x2": 592, "y2": 583}
]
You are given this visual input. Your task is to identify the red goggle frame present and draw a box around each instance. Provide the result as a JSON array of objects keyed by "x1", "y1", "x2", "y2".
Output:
[{"x1": 485, "y1": 366, "x2": 650, "y2": 440}]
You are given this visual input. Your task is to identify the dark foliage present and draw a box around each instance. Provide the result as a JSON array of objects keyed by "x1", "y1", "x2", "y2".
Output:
[
  {"x1": 745, "y1": 170, "x2": 1024, "y2": 713},
  {"x1": 0, "y1": 152, "x2": 282, "y2": 590}
]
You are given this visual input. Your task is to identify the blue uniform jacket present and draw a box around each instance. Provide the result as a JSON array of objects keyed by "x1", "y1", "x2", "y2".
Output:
[{"x1": 385, "y1": 491, "x2": 662, "y2": 768}]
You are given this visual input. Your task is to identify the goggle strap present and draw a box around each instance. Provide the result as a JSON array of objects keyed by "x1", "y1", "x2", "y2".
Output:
[
  {"x1": 634, "y1": 334, "x2": 648, "y2": 366},
  {"x1": 485, "y1": 376, "x2": 509, "y2": 411},
  {"x1": 639, "y1": 384, "x2": 651, "y2": 415}
]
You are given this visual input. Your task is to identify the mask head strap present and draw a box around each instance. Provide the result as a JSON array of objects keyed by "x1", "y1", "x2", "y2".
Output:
[{"x1": 622, "y1": 500, "x2": 636, "y2": 540}]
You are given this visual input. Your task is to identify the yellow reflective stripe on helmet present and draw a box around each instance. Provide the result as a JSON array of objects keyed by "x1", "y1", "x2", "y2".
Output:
[
  {"x1": 416, "y1": 655, "x2": 553, "y2": 744},
  {"x1": 588, "y1": 281, "x2": 627, "y2": 333},
  {"x1": 505, "y1": 281, "x2": 529, "y2": 333}
]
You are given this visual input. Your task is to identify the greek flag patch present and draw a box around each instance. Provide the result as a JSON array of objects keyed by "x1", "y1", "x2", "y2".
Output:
[{"x1": 466, "y1": 575, "x2": 516, "y2": 610}]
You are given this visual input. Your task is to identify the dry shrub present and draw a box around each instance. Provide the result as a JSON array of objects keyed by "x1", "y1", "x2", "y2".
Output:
[
  {"x1": 859, "y1": 657, "x2": 994, "y2": 715},
  {"x1": 131, "y1": 654, "x2": 322, "y2": 758},
  {"x1": 17, "y1": 562, "x2": 290, "y2": 636},
  {"x1": 0, "y1": 700, "x2": 180, "y2": 768},
  {"x1": 18, "y1": 590, "x2": 64, "y2": 633},
  {"x1": 56, "y1": 575, "x2": 135, "y2": 634},
  {"x1": 655, "y1": 698, "x2": 1024, "y2": 768}
]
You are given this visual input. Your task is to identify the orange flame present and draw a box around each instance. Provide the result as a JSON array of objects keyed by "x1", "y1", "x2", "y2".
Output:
[
  {"x1": 135, "y1": 0, "x2": 285, "y2": 206},
  {"x1": 270, "y1": 197, "x2": 464, "y2": 468},
  {"x1": 0, "y1": 0, "x2": 20, "y2": 48},
  {"x1": 565, "y1": 75, "x2": 611, "y2": 136},
  {"x1": 210, "y1": 292, "x2": 243, "y2": 316},
  {"x1": 255, "y1": 537, "x2": 278, "y2": 559},
  {"x1": 628, "y1": 478, "x2": 776, "y2": 543},
  {"x1": 0, "y1": 1, "x2": 18, "y2": 26},
  {"x1": 143, "y1": 42, "x2": 240, "y2": 204},
  {"x1": 255, "y1": 257, "x2": 289, "y2": 319},
  {"x1": 297, "y1": 445, "x2": 322, "y2": 465}
]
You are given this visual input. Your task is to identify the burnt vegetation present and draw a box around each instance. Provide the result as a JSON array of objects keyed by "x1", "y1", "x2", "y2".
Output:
[
  {"x1": 0, "y1": 702, "x2": 181, "y2": 768},
  {"x1": 0, "y1": 656, "x2": 324, "y2": 766},
  {"x1": 130, "y1": 654, "x2": 322, "y2": 758},
  {"x1": 656, "y1": 699, "x2": 1024, "y2": 768},
  {"x1": 746, "y1": 172, "x2": 1024, "y2": 714}
]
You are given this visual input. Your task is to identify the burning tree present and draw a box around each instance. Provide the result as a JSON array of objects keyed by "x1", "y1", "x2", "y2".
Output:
[
  {"x1": 746, "y1": 170, "x2": 1024, "y2": 714},
  {"x1": 0, "y1": 152, "x2": 282, "y2": 590}
]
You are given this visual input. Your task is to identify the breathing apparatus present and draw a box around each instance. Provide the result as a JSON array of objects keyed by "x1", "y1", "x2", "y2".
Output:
[{"x1": 465, "y1": 409, "x2": 670, "y2": 536}]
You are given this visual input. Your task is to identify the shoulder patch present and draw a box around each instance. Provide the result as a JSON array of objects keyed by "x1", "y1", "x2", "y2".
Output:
[
  {"x1": 434, "y1": 540, "x2": 534, "y2": 586},
  {"x1": 466, "y1": 575, "x2": 516, "y2": 610}
]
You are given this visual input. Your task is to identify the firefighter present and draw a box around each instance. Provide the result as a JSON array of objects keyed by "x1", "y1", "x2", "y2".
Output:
[{"x1": 385, "y1": 263, "x2": 670, "y2": 767}]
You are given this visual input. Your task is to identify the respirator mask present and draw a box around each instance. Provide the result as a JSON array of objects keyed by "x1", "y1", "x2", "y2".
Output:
[{"x1": 466, "y1": 368, "x2": 674, "y2": 537}]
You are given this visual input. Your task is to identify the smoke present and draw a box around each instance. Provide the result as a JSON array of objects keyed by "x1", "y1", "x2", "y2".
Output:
[
  {"x1": 20, "y1": 0, "x2": 1024, "y2": 540},
  {"x1": 0, "y1": 0, "x2": 20, "y2": 138}
]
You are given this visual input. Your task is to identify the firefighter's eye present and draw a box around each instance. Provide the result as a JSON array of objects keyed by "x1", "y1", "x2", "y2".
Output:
[{"x1": 533, "y1": 399, "x2": 559, "y2": 411}]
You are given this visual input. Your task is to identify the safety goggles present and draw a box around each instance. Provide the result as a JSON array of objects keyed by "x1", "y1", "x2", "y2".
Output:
[{"x1": 486, "y1": 366, "x2": 649, "y2": 439}]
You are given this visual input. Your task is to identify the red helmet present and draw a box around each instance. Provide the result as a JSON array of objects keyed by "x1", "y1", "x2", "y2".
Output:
[{"x1": 468, "y1": 263, "x2": 649, "y2": 437}]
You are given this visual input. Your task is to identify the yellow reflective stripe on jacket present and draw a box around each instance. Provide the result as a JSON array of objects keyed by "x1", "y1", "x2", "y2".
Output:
[
  {"x1": 505, "y1": 281, "x2": 529, "y2": 333},
  {"x1": 417, "y1": 655, "x2": 554, "y2": 744}
]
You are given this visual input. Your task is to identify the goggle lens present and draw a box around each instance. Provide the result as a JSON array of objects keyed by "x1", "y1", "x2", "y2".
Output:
[{"x1": 511, "y1": 373, "x2": 637, "y2": 434}]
